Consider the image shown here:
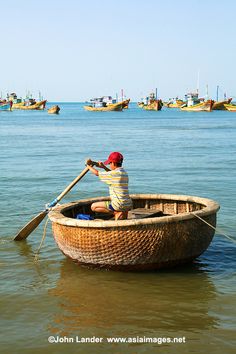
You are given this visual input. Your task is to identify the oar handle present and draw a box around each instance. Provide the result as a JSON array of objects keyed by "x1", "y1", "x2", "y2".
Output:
[{"x1": 47, "y1": 160, "x2": 98, "y2": 208}]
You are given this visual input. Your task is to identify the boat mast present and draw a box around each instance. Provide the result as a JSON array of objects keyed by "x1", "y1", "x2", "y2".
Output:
[
  {"x1": 216, "y1": 85, "x2": 219, "y2": 101},
  {"x1": 197, "y1": 69, "x2": 200, "y2": 94},
  {"x1": 121, "y1": 89, "x2": 124, "y2": 101},
  {"x1": 206, "y1": 84, "x2": 209, "y2": 100},
  {"x1": 155, "y1": 87, "x2": 158, "y2": 99}
]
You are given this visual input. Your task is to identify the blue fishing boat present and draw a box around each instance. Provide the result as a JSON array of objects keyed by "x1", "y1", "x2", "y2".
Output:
[{"x1": 0, "y1": 101, "x2": 12, "y2": 111}]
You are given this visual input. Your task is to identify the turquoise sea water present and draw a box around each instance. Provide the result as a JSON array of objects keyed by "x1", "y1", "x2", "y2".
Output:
[{"x1": 0, "y1": 103, "x2": 235, "y2": 353}]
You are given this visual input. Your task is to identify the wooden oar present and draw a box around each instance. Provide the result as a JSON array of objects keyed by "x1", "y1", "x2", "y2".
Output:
[{"x1": 14, "y1": 162, "x2": 97, "y2": 241}]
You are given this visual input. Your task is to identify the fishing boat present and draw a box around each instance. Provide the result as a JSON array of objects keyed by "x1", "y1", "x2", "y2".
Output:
[
  {"x1": 17, "y1": 100, "x2": 47, "y2": 110},
  {"x1": 0, "y1": 101, "x2": 12, "y2": 110},
  {"x1": 181, "y1": 99, "x2": 214, "y2": 112},
  {"x1": 138, "y1": 92, "x2": 163, "y2": 111},
  {"x1": 180, "y1": 91, "x2": 214, "y2": 112},
  {"x1": 8, "y1": 93, "x2": 26, "y2": 109},
  {"x1": 137, "y1": 102, "x2": 144, "y2": 108},
  {"x1": 8, "y1": 92, "x2": 46, "y2": 110},
  {"x1": 180, "y1": 92, "x2": 214, "y2": 112},
  {"x1": 12, "y1": 101, "x2": 26, "y2": 109},
  {"x1": 212, "y1": 98, "x2": 232, "y2": 110},
  {"x1": 84, "y1": 101, "x2": 123, "y2": 112},
  {"x1": 224, "y1": 103, "x2": 236, "y2": 112},
  {"x1": 142, "y1": 99, "x2": 163, "y2": 111},
  {"x1": 165, "y1": 99, "x2": 186, "y2": 108},
  {"x1": 84, "y1": 95, "x2": 129, "y2": 111},
  {"x1": 121, "y1": 99, "x2": 130, "y2": 109},
  {"x1": 49, "y1": 193, "x2": 220, "y2": 271},
  {"x1": 48, "y1": 105, "x2": 60, "y2": 114}
]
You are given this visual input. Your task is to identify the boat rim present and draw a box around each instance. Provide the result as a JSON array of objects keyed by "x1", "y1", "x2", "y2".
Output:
[{"x1": 48, "y1": 193, "x2": 220, "y2": 228}]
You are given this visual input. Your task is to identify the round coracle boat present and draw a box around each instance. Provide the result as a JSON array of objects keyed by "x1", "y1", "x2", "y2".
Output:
[
  {"x1": 48, "y1": 105, "x2": 60, "y2": 114},
  {"x1": 49, "y1": 194, "x2": 220, "y2": 271}
]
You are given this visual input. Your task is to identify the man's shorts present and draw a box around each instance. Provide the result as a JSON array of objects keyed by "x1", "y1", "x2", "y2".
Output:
[{"x1": 105, "y1": 201, "x2": 115, "y2": 212}]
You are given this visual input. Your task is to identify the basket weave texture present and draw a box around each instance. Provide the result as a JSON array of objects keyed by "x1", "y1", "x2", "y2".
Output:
[{"x1": 49, "y1": 194, "x2": 219, "y2": 270}]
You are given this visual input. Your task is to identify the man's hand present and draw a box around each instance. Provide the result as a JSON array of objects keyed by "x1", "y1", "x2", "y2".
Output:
[
  {"x1": 85, "y1": 158, "x2": 110, "y2": 172},
  {"x1": 98, "y1": 161, "x2": 110, "y2": 171},
  {"x1": 86, "y1": 158, "x2": 94, "y2": 166},
  {"x1": 97, "y1": 161, "x2": 105, "y2": 168}
]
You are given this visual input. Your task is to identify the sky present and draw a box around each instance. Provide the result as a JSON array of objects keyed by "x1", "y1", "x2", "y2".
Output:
[{"x1": 1, "y1": 0, "x2": 236, "y2": 101}]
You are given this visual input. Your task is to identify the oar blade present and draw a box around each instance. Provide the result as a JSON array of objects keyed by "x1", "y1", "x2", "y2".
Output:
[
  {"x1": 14, "y1": 210, "x2": 48, "y2": 241},
  {"x1": 14, "y1": 164, "x2": 95, "y2": 241}
]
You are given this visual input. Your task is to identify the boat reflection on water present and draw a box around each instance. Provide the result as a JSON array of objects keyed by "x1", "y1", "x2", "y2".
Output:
[{"x1": 48, "y1": 259, "x2": 218, "y2": 337}]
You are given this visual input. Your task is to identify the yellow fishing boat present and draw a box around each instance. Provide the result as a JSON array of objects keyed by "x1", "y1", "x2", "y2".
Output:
[
  {"x1": 181, "y1": 100, "x2": 214, "y2": 112},
  {"x1": 120, "y1": 99, "x2": 130, "y2": 109},
  {"x1": 142, "y1": 99, "x2": 163, "y2": 111},
  {"x1": 212, "y1": 98, "x2": 232, "y2": 110},
  {"x1": 84, "y1": 102, "x2": 123, "y2": 112},
  {"x1": 8, "y1": 92, "x2": 25, "y2": 109},
  {"x1": 224, "y1": 103, "x2": 236, "y2": 112},
  {"x1": 137, "y1": 102, "x2": 144, "y2": 108},
  {"x1": 17, "y1": 100, "x2": 47, "y2": 110},
  {"x1": 167, "y1": 99, "x2": 185, "y2": 108},
  {"x1": 9, "y1": 92, "x2": 46, "y2": 110},
  {"x1": 12, "y1": 102, "x2": 26, "y2": 109},
  {"x1": 138, "y1": 92, "x2": 163, "y2": 111}
]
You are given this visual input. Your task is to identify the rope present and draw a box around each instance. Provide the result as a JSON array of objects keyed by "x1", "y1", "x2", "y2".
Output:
[
  {"x1": 34, "y1": 217, "x2": 50, "y2": 262},
  {"x1": 191, "y1": 212, "x2": 236, "y2": 244}
]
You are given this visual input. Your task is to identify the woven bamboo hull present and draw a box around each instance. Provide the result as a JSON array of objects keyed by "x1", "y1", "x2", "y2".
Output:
[
  {"x1": 83, "y1": 102, "x2": 123, "y2": 111},
  {"x1": 48, "y1": 105, "x2": 60, "y2": 114},
  {"x1": 49, "y1": 194, "x2": 220, "y2": 271}
]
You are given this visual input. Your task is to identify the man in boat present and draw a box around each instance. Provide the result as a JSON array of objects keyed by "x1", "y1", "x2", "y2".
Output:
[{"x1": 86, "y1": 152, "x2": 132, "y2": 220}]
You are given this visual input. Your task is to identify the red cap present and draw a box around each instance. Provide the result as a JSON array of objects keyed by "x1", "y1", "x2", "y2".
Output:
[{"x1": 104, "y1": 152, "x2": 124, "y2": 165}]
